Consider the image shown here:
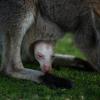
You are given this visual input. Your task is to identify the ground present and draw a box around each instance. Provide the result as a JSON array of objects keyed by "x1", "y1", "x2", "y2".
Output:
[{"x1": 0, "y1": 34, "x2": 100, "y2": 100}]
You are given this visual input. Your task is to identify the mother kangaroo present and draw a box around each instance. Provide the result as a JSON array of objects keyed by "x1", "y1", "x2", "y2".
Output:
[{"x1": 0, "y1": 0, "x2": 100, "y2": 89}]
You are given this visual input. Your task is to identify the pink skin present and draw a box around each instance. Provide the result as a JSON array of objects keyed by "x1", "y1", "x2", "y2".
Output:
[{"x1": 34, "y1": 42, "x2": 54, "y2": 73}]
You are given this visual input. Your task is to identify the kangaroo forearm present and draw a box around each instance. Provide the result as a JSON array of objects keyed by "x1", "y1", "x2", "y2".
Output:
[{"x1": 52, "y1": 54, "x2": 95, "y2": 71}]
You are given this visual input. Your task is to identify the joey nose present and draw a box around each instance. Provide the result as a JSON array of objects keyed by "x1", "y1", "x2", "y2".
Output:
[{"x1": 43, "y1": 64, "x2": 52, "y2": 73}]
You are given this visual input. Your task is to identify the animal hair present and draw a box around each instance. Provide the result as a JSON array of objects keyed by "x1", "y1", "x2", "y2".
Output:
[{"x1": 0, "y1": 0, "x2": 100, "y2": 89}]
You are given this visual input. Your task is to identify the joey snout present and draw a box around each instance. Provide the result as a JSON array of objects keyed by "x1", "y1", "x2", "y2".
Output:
[{"x1": 40, "y1": 63, "x2": 52, "y2": 73}]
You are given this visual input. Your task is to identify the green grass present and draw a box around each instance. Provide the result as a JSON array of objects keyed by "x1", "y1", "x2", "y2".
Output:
[{"x1": 0, "y1": 34, "x2": 100, "y2": 100}]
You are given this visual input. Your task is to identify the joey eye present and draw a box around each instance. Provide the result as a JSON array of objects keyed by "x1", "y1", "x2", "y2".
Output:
[{"x1": 37, "y1": 53, "x2": 44, "y2": 59}]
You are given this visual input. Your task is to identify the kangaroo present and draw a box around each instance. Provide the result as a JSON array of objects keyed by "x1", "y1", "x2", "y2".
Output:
[
  {"x1": 0, "y1": 0, "x2": 100, "y2": 89},
  {"x1": 0, "y1": 0, "x2": 74, "y2": 89}
]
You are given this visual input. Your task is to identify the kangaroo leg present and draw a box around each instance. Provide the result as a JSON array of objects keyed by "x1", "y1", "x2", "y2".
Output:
[
  {"x1": 0, "y1": 5, "x2": 45, "y2": 81},
  {"x1": 52, "y1": 54, "x2": 95, "y2": 71}
]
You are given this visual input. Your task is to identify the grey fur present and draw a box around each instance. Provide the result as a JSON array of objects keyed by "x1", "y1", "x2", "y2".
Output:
[
  {"x1": 0, "y1": 0, "x2": 44, "y2": 82},
  {"x1": 0, "y1": 0, "x2": 100, "y2": 84},
  {"x1": 24, "y1": 0, "x2": 100, "y2": 71}
]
